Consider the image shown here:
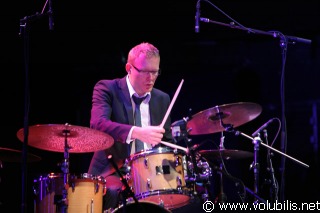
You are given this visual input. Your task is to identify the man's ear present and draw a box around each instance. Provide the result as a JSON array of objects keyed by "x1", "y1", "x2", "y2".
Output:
[{"x1": 125, "y1": 63, "x2": 131, "y2": 74}]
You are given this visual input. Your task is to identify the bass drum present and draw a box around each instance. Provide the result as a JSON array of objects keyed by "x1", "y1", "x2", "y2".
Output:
[{"x1": 111, "y1": 201, "x2": 172, "y2": 213}]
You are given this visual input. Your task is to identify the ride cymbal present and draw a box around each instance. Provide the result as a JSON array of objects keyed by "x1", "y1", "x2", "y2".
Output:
[
  {"x1": 199, "y1": 149, "x2": 253, "y2": 161},
  {"x1": 0, "y1": 147, "x2": 41, "y2": 163},
  {"x1": 16, "y1": 124, "x2": 114, "y2": 153},
  {"x1": 187, "y1": 102, "x2": 262, "y2": 135}
]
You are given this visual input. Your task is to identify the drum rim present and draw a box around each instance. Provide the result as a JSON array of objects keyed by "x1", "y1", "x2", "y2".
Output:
[
  {"x1": 137, "y1": 190, "x2": 191, "y2": 210},
  {"x1": 69, "y1": 172, "x2": 106, "y2": 183},
  {"x1": 129, "y1": 146, "x2": 185, "y2": 161},
  {"x1": 34, "y1": 172, "x2": 106, "y2": 183},
  {"x1": 34, "y1": 172, "x2": 64, "y2": 181},
  {"x1": 135, "y1": 189, "x2": 191, "y2": 199},
  {"x1": 109, "y1": 200, "x2": 172, "y2": 213}
]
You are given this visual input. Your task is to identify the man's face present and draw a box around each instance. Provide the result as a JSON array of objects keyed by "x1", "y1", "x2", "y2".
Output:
[{"x1": 128, "y1": 54, "x2": 160, "y2": 96}]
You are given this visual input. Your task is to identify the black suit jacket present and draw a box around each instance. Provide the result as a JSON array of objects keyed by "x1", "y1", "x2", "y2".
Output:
[{"x1": 88, "y1": 76, "x2": 172, "y2": 177}]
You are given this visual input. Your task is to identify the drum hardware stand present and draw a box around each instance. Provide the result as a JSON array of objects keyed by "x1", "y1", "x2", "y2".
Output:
[
  {"x1": 215, "y1": 132, "x2": 228, "y2": 204},
  {"x1": 222, "y1": 124, "x2": 309, "y2": 203},
  {"x1": 171, "y1": 116, "x2": 213, "y2": 202},
  {"x1": 263, "y1": 129, "x2": 278, "y2": 203},
  {"x1": 171, "y1": 116, "x2": 192, "y2": 145},
  {"x1": 56, "y1": 124, "x2": 72, "y2": 213},
  {"x1": 187, "y1": 143, "x2": 214, "y2": 203},
  {"x1": 250, "y1": 135, "x2": 261, "y2": 204},
  {"x1": 107, "y1": 155, "x2": 139, "y2": 211}
]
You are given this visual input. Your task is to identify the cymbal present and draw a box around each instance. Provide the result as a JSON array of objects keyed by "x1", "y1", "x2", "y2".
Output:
[
  {"x1": 187, "y1": 102, "x2": 262, "y2": 135},
  {"x1": 199, "y1": 149, "x2": 253, "y2": 161},
  {"x1": 16, "y1": 124, "x2": 114, "y2": 153},
  {"x1": 0, "y1": 147, "x2": 41, "y2": 163}
]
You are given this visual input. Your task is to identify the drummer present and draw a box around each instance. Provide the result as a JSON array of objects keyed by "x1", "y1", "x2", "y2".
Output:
[{"x1": 87, "y1": 42, "x2": 173, "y2": 211}]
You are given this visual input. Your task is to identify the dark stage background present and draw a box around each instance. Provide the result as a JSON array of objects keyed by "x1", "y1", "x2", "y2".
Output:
[{"x1": 1, "y1": 0, "x2": 319, "y2": 212}]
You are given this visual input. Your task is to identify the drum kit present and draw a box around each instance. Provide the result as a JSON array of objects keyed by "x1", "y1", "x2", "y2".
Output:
[{"x1": 12, "y1": 102, "x2": 266, "y2": 213}]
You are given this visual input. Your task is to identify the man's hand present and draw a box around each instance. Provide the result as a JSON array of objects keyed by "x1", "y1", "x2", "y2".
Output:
[{"x1": 132, "y1": 126, "x2": 165, "y2": 146}]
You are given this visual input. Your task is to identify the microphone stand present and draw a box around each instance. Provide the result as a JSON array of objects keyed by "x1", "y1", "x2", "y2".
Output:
[
  {"x1": 264, "y1": 130, "x2": 278, "y2": 203},
  {"x1": 225, "y1": 126, "x2": 309, "y2": 203},
  {"x1": 199, "y1": 2, "x2": 312, "y2": 201},
  {"x1": 19, "y1": 2, "x2": 53, "y2": 212},
  {"x1": 199, "y1": 17, "x2": 312, "y2": 45}
]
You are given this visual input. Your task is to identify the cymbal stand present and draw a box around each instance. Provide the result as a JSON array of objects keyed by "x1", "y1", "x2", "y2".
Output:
[
  {"x1": 264, "y1": 130, "x2": 278, "y2": 203},
  {"x1": 215, "y1": 132, "x2": 227, "y2": 204},
  {"x1": 214, "y1": 107, "x2": 234, "y2": 203},
  {"x1": 251, "y1": 135, "x2": 261, "y2": 204},
  {"x1": 57, "y1": 127, "x2": 71, "y2": 213}
]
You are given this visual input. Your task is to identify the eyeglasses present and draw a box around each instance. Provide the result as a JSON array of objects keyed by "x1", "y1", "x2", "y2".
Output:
[{"x1": 130, "y1": 64, "x2": 161, "y2": 77}]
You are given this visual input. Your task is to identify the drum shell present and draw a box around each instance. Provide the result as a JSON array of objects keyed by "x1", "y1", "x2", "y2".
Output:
[
  {"x1": 128, "y1": 147, "x2": 190, "y2": 209},
  {"x1": 33, "y1": 173, "x2": 106, "y2": 213},
  {"x1": 33, "y1": 173, "x2": 64, "y2": 213}
]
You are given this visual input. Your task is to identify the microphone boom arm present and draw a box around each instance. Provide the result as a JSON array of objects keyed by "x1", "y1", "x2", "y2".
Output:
[
  {"x1": 233, "y1": 129, "x2": 309, "y2": 168},
  {"x1": 199, "y1": 17, "x2": 311, "y2": 44}
]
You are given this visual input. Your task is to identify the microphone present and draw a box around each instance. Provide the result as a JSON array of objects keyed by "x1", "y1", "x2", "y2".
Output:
[
  {"x1": 252, "y1": 118, "x2": 275, "y2": 137},
  {"x1": 195, "y1": 1, "x2": 200, "y2": 33},
  {"x1": 48, "y1": 0, "x2": 54, "y2": 31}
]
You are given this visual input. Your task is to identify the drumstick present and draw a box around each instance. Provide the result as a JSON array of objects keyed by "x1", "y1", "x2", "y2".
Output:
[
  {"x1": 160, "y1": 141, "x2": 188, "y2": 153},
  {"x1": 160, "y1": 79, "x2": 184, "y2": 128}
]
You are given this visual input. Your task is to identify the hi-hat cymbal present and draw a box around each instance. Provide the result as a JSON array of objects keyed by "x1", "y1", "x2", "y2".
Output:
[
  {"x1": 16, "y1": 124, "x2": 114, "y2": 153},
  {"x1": 0, "y1": 147, "x2": 41, "y2": 163},
  {"x1": 187, "y1": 102, "x2": 262, "y2": 135},
  {"x1": 199, "y1": 149, "x2": 253, "y2": 161}
]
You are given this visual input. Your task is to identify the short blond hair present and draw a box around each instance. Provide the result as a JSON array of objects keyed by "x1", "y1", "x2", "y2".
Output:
[{"x1": 127, "y1": 42, "x2": 160, "y2": 64}]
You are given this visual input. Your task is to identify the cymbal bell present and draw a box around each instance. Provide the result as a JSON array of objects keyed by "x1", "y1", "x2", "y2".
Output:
[
  {"x1": 199, "y1": 149, "x2": 253, "y2": 161},
  {"x1": 0, "y1": 147, "x2": 41, "y2": 163},
  {"x1": 16, "y1": 124, "x2": 114, "y2": 153},
  {"x1": 187, "y1": 102, "x2": 262, "y2": 135}
]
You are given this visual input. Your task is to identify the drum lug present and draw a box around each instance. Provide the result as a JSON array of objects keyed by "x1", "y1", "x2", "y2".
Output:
[
  {"x1": 147, "y1": 178, "x2": 152, "y2": 189},
  {"x1": 103, "y1": 183, "x2": 107, "y2": 195},
  {"x1": 175, "y1": 156, "x2": 181, "y2": 167},
  {"x1": 176, "y1": 176, "x2": 182, "y2": 187},
  {"x1": 173, "y1": 148, "x2": 178, "y2": 155},
  {"x1": 144, "y1": 157, "x2": 148, "y2": 168},
  {"x1": 71, "y1": 181, "x2": 75, "y2": 192},
  {"x1": 95, "y1": 181, "x2": 99, "y2": 194}
]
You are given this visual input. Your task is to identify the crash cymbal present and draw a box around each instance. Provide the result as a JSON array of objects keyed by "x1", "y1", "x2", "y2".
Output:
[
  {"x1": 16, "y1": 124, "x2": 114, "y2": 153},
  {"x1": 0, "y1": 147, "x2": 41, "y2": 163},
  {"x1": 187, "y1": 102, "x2": 262, "y2": 135},
  {"x1": 199, "y1": 149, "x2": 253, "y2": 161}
]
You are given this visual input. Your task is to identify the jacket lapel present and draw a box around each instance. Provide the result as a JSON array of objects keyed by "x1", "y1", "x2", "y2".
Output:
[{"x1": 117, "y1": 77, "x2": 134, "y2": 125}]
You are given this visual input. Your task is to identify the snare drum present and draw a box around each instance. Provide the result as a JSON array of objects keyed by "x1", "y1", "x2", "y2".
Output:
[
  {"x1": 33, "y1": 173, "x2": 106, "y2": 213},
  {"x1": 127, "y1": 147, "x2": 191, "y2": 210}
]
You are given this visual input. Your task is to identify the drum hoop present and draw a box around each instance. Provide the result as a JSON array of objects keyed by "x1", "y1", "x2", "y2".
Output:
[
  {"x1": 69, "y1": 173, "x2": 106, "y2": 183},
  {"x1": 34, "y1": 172, "x2": 63, "y2": 182},
  {"x1": 129, "y1": 146, "x2": 185, "y2": 161},
  {"x1": 110, "y1": 200, "x2": 172, "y2": 213},
  {"x1": 135, "y1": 189, "x2": 191, "y2": 199}
]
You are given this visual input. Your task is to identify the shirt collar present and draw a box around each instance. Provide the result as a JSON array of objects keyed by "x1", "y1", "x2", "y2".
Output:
[{"x1": 126, "y1": 75, "x2": 151, "y2": 102}]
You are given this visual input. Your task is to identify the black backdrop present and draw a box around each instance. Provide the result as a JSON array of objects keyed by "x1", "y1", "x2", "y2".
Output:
[{"x1": 1, "y1": 0, "x2": 319, "y2": 212}]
